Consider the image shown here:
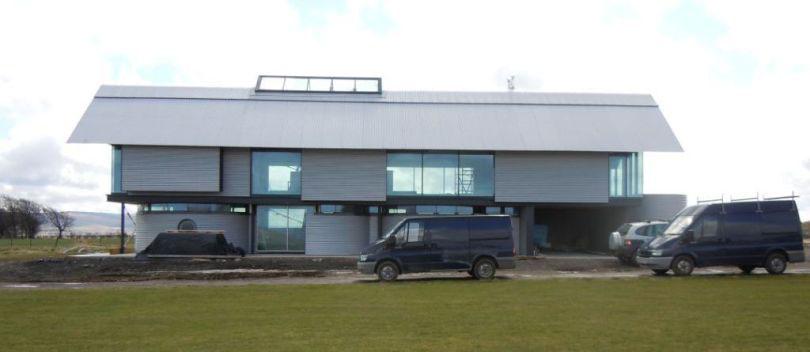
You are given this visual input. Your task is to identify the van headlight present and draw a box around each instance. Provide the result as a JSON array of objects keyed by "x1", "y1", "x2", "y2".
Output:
[
  {"x1": 359, "y1": 254, "x2": 368, "y2": 262},
  {"x1": 650, "y1": 250, "x2": 663, "y2": 257}
]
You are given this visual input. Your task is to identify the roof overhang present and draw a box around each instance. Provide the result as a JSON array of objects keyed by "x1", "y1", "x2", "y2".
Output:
[{"x1": 69, "y1": 85, "x2": 683, "y2": 153}]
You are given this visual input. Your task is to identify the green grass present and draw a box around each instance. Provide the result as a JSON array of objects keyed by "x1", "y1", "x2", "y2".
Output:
[
  {"x1": 2, "y1": 276, "x2": 810, "y2": 351},
  {"x1": 0, "y1": 237, "x2": 132, "y2": 261}
]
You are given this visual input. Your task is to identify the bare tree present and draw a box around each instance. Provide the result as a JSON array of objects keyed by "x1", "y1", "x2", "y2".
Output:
[
  {"x1": 44, "y1": 207, "x2": 75, "y2": 249},
  {"x1": 14, "y1": 198, "x2": 43, "y2": 239}
]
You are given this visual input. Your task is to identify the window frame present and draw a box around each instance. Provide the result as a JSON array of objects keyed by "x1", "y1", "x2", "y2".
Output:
[
  {"x1": 250, "y1": 150, "x2": 303, "y2": 196},
  {"x1": 386, "y1": 151, "x2": 495, "y2": 198}
]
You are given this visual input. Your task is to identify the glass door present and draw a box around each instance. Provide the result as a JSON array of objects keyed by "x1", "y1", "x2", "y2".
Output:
[{"x1": 256, "y1": 206, "x2": 312, "y2": 252}]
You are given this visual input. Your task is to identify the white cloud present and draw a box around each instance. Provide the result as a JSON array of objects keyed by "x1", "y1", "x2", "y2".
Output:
[{"x1": 0, "y1": 0, "x2": 808, "y2": 219}]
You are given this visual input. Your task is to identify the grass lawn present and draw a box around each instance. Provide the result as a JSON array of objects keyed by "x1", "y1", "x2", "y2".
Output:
[
  {"x1": 2, "y1": 276, "x2": 810, "y2": 351},
  {"x1": 0, "y1": 237, "x2": 133, "y2": 262}
]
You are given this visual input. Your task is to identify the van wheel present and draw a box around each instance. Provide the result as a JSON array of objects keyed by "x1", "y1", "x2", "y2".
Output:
[
  {"x1": 671, "y1": 256, "x2": 694, "y2": 276},
  {"x1": 376, "y1": 261, "x2": 399, "y2": 282},
  {"x1": 473, "y1": 258, "x2": 496, "y2": 280},
  {"x1": 765, "y1": 253, "x2": 787, "y2": 275},
  {"x1": 738, "y1": 265, "x2": 755, "y2": 274},
  {"x1": 652, "y1": 269, "x2": 668, "y2": 276}
]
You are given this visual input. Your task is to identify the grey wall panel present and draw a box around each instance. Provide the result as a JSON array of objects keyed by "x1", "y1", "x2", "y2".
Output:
[
  {"x1": 133, "y1": 213, "x2": 249, "y2": 251},
  {"x1": 624, "y1": 194, "x2": 687, "y2": 222},
  {"x1": 495, "y1": 152, "x2": 608, "y2": 203},
  {"x1": 305, "y1": 215, "x2": 370, "y2": 255},
  {"x1": 301, "y1": 150, "x2": 387, "y2": 201},
  {"x1": 122, "y1": 146, "x2": 220, "y2": 192},
  {"x1": 220, "y1": 148, "x2": 250, "y2": 196}
]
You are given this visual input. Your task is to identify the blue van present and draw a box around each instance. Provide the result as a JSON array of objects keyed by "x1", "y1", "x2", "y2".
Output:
[
  {"x1": 357, "y1": 215, "x2": 516, "y2": 281},
  {"x1": 637, "y1": 200, "x2": 805, "y2": 276}
]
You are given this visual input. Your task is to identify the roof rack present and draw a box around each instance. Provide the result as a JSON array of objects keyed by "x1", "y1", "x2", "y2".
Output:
[
  {"x1": 697, "y1": 192, "x2": 800, "y2": 204},
  {"x1": 254, "y1": 75, "x2": 382, "y2": 94}
]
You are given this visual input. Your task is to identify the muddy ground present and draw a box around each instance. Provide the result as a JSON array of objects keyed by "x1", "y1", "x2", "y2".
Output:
[{"x1": 1, "y1": 253, "x2": 807, "y2": 285}]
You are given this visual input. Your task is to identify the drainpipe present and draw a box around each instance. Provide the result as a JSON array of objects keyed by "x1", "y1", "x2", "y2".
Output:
[{"x1": 119, "y1": 203, "x2": 126, "y2": 254}]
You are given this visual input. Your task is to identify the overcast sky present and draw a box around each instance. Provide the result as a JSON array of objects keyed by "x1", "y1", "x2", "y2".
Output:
[{"x1": 0, "y1": 0, "x2": 808, "y2": 219}]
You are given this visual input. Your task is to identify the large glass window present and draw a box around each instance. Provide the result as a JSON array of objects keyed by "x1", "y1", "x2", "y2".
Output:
[
  {"x1": 387, "y1": 153, "x2": 422, "y2": 195},
  {"x1": 459, "y1": 154, "x2": 494, "y2": 196},
  {"x1": 609, "y1": 153, "x2": 642, "y2": 197},
  {"x1": 111, "y1": 146, "x2": 122, "y2": 193},
  {"x1": 423, "y1": 154, "x2": 458, "y2": 195},
  {"x1": 387, "y1": 152, "x2": 494, "y2": 197},
  {"x1": 256, "y1": 205, "x2": 313, "y2": 252},
  {"x1": 252, "y1": 151, "x2": 302, "y2": 195}
]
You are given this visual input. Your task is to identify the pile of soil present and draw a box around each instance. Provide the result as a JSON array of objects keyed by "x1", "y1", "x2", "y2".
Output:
[{"x1": 0, "y1": 256, "x2": 357, "y2": 283}]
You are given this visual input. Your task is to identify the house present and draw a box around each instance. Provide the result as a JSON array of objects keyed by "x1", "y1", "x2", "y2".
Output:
[{"x1": 68, "y1": 75, "x2": 685, "y2": 255}]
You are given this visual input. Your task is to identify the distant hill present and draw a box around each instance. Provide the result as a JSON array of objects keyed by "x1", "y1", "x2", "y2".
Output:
[{"x1": 38, "y1": 211, "x2": 136, "y2": 237}]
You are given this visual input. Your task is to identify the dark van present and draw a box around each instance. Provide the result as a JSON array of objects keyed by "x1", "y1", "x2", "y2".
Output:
[
  {"x1": 357, "y1": 215, "x2": 516, "y2": 281},
  {"x1": 637, "y1": 200, "x2": 805, "y2": 276}
]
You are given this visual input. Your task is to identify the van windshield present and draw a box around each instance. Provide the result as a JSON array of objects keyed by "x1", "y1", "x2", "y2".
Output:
[{"x1": 664, "y1": 216, "x2": 693, "y2": 236}]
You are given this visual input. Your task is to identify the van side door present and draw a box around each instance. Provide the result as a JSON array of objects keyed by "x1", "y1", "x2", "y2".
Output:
[
  {"x1": 391, "y1": 220, "x2": 430, "y2": 273},
  {"x1": 426, "y1": 218, "x2": 471, "y2": 270}
]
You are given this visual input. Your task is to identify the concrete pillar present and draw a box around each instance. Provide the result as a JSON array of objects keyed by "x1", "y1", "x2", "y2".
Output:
[
  {"x1": 518, "y1": 206, "x2": 535, "y2": 255},
  {"x1": 368, "y1": 215, "x2": 380, "y2": 243}
]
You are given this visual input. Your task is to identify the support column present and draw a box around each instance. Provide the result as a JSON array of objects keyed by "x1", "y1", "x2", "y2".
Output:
[
  {"x1": 368, "y1": 215, "x2": 380, "y2": 244},
  {"x1": 518, "y1": 206, "x2": 535, "y2": 256},
  {"x1": 119, "y1": 203, "x2": 126, "y2": 254}
]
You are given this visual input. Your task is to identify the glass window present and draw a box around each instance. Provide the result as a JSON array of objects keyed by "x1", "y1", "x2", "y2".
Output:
[
  {"x1": 252, "y1": 151, "x2": 302, "y2": 195},
  {"x1": 406, "y1": 221, "x2": 424, "y2": 242},
  {"x1": 504, "y1": 207, "x2": 518, "y2": 216},
  {"x1": 456, "y1": 206, "x2": 474, "y2": 215},
  {"x1": 695, "y1": 215, "x2": 719, "y2": 240},
  {"x1": 386, "y1": 152, "x2": 494, "y2": 197},
  {"x1": 610, "y1": 153, "x2": 643, "y2": 197},
  {"x1": 436, "y1": 205, "x2": 457, "y2": 215},
  {"x1": 393, "y1": 224, "x2": 407, "y2": 245},
  {"x1": 111, "y1": 146, "x2": 122, "y2": 193},
  {"x1": 387, "y1": 153, "x2": 423, "y2": 196},
  {"x1": 416, "y1": 205, "x2": 436, "y2": 215},
  {"x1": 459, "y1": 154, "x2": 494, "y2": 196},
  {"x1": 256, "y1": 206, "x2": 312, "y2": 252},
  {"x1": 368, "y1": 206, "x2": 380, "y2": 215},
  {"x1": 486, "y1": 207, "x2": 502, "y2": 215},
  {"x1": 423, "y1": 154, "x2": 458, "y2": 196}
]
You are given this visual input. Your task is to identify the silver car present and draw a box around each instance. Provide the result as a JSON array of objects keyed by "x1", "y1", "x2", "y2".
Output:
[{"x1": 608, "y1": 221, "x2": 669, "y2": 264}]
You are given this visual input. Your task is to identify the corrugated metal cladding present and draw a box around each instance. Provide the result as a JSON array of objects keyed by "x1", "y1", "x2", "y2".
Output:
[
  {"x1": 495, "y1": 152, "x2": 608, "y2": 203},
  {"x1": 220, "y1": 148, "x2": 250, "y2": 196},
  {"x1": 121, "y1": 146, "x2": 220, "y2": 192},
  {"x1": 301, "y1": 150, "x2": 386, "y2": 201},
  {"x1": 69, "y1": 86, "x2": 683, "y2": 153},
  {"x1": 133, "y1": 213, "x2": 249, "y2": 251},
  {"x1": 305, "y1": 215, "x2": 370, "y2": 255},
  {"x1": 625, "y1": 194, "x2": 687, "y2": 221}
]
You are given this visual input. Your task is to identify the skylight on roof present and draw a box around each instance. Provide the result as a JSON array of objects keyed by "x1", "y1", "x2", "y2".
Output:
[{"x1": 255, "y1": 75, "x2": 382, "y2": 94}]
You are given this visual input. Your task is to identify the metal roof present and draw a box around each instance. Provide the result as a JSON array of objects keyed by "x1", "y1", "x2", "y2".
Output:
[{"x1": 68, "y1": 85, "x2": 682, "y2": 152}]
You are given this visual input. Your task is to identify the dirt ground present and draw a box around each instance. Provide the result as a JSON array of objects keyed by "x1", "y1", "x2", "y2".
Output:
[{"x1": 2, "y1": 252, "x2": 809, "y2": 290}]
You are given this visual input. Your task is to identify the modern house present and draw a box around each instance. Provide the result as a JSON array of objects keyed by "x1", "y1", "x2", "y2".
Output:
[{"x1": 68, "y1": 75, "x2": 685, "y2": 256}]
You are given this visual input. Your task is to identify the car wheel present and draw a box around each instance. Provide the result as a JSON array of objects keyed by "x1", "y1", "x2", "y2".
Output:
[
  {"x1": 473, "y1": 258, "x2": 496, "y2": 280},
  {"x1": 652, "y1": 269, "x2": 668, "y2": 276},
  {"x1": 376, "y1": 261, "x2": 399, "y2": 282},
  {"x1": 671, "y1": 255, "x2": 694, "y2": 276},
  {"x1": 738, "y1": 265, "x2": 755, "y2": 274},
  {"x1": 764, "y1": 253, "x2": 787, "y2": 275}
]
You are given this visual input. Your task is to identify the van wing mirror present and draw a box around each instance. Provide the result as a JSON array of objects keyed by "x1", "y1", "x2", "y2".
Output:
[
  {"x1": 384, "y1": 235, "x2": 396, "y2": 247},
  {"x1": 683, "y1": 230, "x2": 695, "y2": 243}
]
